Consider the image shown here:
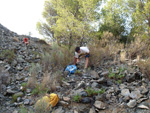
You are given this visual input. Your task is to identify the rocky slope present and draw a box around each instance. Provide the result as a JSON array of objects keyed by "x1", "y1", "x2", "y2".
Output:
[{"x1": 0, "y1": 24, "x2": 150, "y2": 113}]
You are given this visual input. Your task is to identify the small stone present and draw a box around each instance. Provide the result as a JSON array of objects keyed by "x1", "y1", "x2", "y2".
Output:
[
  {"x1": 138, "y1": 104, "x2": 149, "y2": 110},
  {"x1": 24, "y1": 99, "x2": 30, "y2": 105},
  {"x1": 63, "y1": 97, "x2": 70, "y2": 102},
  {"x1": 6, "y1": 89, "x2": 17, "y2": 95},
  {"x1": 12, "y1": 110, "x2": 18, "y2": 113},
  {"x1": 26, "y1": 89, "x2": 31, "y2": 93},
  {"x1": 53, "y1": 106, "x2": 64, "y2": 113},
  {"x1": 62, "y1": 81, "x2": 70, "y2": 86},
  {"x1": 81, "y1": 97, "x2": 91, "y2": 103},
  {"x1": 91, "y1": 82, "x2": 99, "y2": 88},
  {"x1": 74, "y1": 110, "x2": 78, "y2": 113},
  {"x1": 97, "y1": 77, "x2": 106, "y2": 84},
  {"x1": 121, "y1": 89, "x2": 130, "y2": 97},
  {"x1": 79, "y1": 91, "x2": 88, "y2": 97},
  {"x1": 127, "y1": 99, "x2": 137, "y2": 108},
  {"x1": 59, "y1": 101, "x2": 69, "y2": 106},
  {"x1": 91, "y1": 71, "x2": 99, "y2": 79},
  {"x1": 89, "y1": 107, "x2": 95, "y2": 113},
  {"x1": 75, "y1": 81, "x2": 85, "y2": 90},
  {"x1": 100, "y1": 71, "x2": 109, "y2": 77},
  {"x1": 130, "y1": 90, "x2": 142, "y2": 99},
  {"x1": 94, "y1": 101, "x2": 106, "y2": 110}
]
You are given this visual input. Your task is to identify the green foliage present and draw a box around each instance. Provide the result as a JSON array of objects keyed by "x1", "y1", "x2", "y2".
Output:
[
  {"x1": 108, "y1": 67, "x2": 126, "y2": 81},
  {"x1": 19, "y1": 105, "x2": 28, "y2": 113},
  {"x1": 37, "y1": 0, "x2": 101, "y2": 47},
  {"x1": 19, "y1": 105, "x2": 34, "y2": 113},
  {"x1": 85, "y1": 87, "x2": 105, "y2": 96},
  {"x1": 75, "y1": 70, "x2": 82, "y2": 76},
  {"x1": 99, "y1": 0, "x2": 128, "y2": 40},
  {"x1": 41, "y1": 43, "x2": 74, "y2": 71},
  {"x1": 34, "y1": 99, "x2": 52, "y2": 113},
  {"x1": 73, "y1": 94, "x2": 82, "y2": 102},
  {"x1": 0, "y1": 49, "x2": 15, "y2": 63},
  {"x1": 31, "y1": 84, "x2": 49, "y2": 96}
]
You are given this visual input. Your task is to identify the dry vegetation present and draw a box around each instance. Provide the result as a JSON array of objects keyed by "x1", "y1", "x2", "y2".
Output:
[{"x1": 88, "y1": 32, "x2": 124, "y2": 67}]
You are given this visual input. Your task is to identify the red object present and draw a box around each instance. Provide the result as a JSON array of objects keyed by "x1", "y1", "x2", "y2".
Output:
[{"x1": 24, "y1": 38, "x2": 28, "y2": 43}]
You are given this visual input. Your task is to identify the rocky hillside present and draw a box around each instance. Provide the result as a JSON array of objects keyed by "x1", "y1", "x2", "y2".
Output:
[{"x1": 0, "y1": 24, "x2": 150, "y2": 113}]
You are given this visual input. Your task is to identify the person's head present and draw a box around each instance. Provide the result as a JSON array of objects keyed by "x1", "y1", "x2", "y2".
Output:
[{"x1": 75, "y1": 47, "x2": 80, "y2": 53}]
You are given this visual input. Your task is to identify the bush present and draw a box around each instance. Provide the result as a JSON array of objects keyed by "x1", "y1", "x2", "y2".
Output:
[
  {"x1": 88, "y1": 32, "x2": 124, "y2": 67},
  {"x1": 31, "y1": 84, "x2": 49, "y2": 96},
  {"x1": 85, "y1": 87, "x2": 105, "y2": 96},
  {"x1": 73, "y1": 94, "x2": 82, "y2": 102},
  {"x1": 0, "y1": 49, "x2": 15, "y2": 63},
  {"x1": 28, "y1": 63, "x2": 41, "y2": 88},
  {"x1": 127, "y1": 37, "x2": 150, "y2": 59},
  {"x1": 41, "y1": 43, "x2": 74, "y2": 71},
  {"x1": 34, "y1": 98, "x2": 52, "y2": 113},
  {"x1": 137, "y1": 59, "x2": 150, "y2": 80},
  {"x1": 41, "y1": 71, "x2": 62, "y2": 92}
]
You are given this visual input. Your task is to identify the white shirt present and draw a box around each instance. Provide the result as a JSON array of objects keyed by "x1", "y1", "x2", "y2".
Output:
[{"x1": 75, "y1": 47, "x2": 89, "y2": 58}]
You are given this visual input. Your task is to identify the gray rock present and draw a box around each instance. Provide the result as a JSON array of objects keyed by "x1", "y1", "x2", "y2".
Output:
[
  {"x1": 91, "y1": 82, "x2": 99, "y2": 88},
  {"x1": 79, "y1": 91, "x2": 88, "y2": 97},
  {"x1": 75, "y1": 81, "x2": 85, "y2": 90},
  {"x1": 24, "y1": 99, "x2": 30, "y2": 105},
  {"x1": 130, "y1": 90, "x2": 142, "y2": 99},
  {"x1": 6, "y1": 89, "x2": 17, "y2": 95},
  {"x1": 127, "y1": 99, "x2": 137, "y2": 108},
  {"x1": 140, "y1": 86, "x2": 148, "y2": 94},
  {"x1": 63, "y1": 97, "x2": 71, "y2": 102},
  {"x1": 81, "y1": 97, "x2": 91, "y2": 103},
  {"x1": 97, "y1": 77, "x2": 107, "y2": 84},
  {"x1": 121, "y1": 89, "x2": 130, "y2": 97},
  {"x1": 100, "y1": 71, "x2": 109, "y2": 77},
  {"x1": 59, "y1": 101, "x2": 69, "y2": 106},
  {"x1": 137, "y1": 104, "x2": 149, "y2": 110},
  {"x1": 91, "y1": 71, "x2": 99, "y2": 79},
  {"x1": 94, "y1": 101, "x2": 106, "y2": 110},
  {"x1": 53, "y1": 106, "x2": 64, "y2": 113},
  {"x1": 89, "y1": 107, "x2": 96, "y2": 113}
]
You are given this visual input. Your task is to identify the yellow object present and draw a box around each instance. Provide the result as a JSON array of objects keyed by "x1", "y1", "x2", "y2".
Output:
[
  {"x1": 35, "y1": 93, "x2": 59, "y2": 110},
  {"x1": 49, "y1": 93, "x2": 59, "y2": 107}
]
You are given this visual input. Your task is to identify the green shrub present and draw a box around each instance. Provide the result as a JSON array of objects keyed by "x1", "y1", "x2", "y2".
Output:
[
  {"x1": 19, "y1": 105, "x2": 34, "y2": 113},
  {"x1": 108, "y1": 67, "x2": 125, "y2": 80},
  {"x1": 73, "y1": 94, "x2": 82, "y2": 102},
  {"x1": 41, "y1": 43, "x2": 74, "y2": 71},
  {"x1": 85, "y1": 87, "x2": 105, "y2": 96},
  {"x1": 31, "y1": 84, "x2": 49, "y2": 96}
]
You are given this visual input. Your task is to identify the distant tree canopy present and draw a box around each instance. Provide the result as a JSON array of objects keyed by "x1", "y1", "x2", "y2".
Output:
[
  {"x1": 37, "y1": 0, "x2": 150, "y2": 47},
  {"x1": 37, "y1": 0, "x2": 100, "y2": 47}
]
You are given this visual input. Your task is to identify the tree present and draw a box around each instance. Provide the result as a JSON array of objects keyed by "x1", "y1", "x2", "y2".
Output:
[
  {"x1": 98, "y1": 0, "x2": 127, "y2": 40},
  {"x1": 37, "y1": 0, "x2": 101, "y2": 48},
  {"x1": 127, "y1": 0, "x2": 150, "y2": 38}
]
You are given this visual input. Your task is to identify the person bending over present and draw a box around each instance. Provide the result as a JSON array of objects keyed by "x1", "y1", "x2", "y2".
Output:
[{"x1": 73, "y1": 46, "x2": 90, "y2": 72}]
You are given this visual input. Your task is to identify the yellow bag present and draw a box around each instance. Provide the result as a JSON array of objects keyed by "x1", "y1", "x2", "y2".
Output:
[
  {"x1": 35, "y1": 93, "x2": 59, "y2": 110},
  {"x1": 49, "y1": 93, "x2": 59, "y2": 107}
]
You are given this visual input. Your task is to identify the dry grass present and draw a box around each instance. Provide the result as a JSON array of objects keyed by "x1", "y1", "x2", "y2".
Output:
[
  {"x1": 27, "y1": 63, "x2": 41, "y2": 88},
  {"x1": 120, "y1": 50, "x2": 126, "y2": 63},
  {"x1": 41, "y1": 71, "x2": 62, "y2": 92},
  {"x1": 12, "y1": 37, "x2": 20, "y2": 42},
  {"x1": 88, "y1": 32, "x2": 124, "y2": 67},
  {"x1": 127, "y1": 37, "x2": 150, "y2": 59},
  {"x1": 137, "y1": 59, "x2": 150, "y2": 80},
  {"x1": 41, "y1": 43, "x2": 74, "y2": 71}
]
